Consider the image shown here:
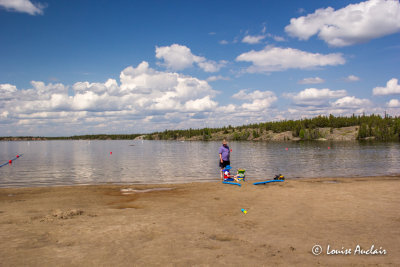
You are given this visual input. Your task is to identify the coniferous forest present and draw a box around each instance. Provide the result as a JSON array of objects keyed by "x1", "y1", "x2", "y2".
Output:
[{"x1": 146, "y1": 114, "x2": 400, "y2": 141}]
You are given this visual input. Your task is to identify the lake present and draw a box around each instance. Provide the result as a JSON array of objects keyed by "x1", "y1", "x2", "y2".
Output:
[{"x1": 0, "y1": 140, "x2": 399, "y2": 188}]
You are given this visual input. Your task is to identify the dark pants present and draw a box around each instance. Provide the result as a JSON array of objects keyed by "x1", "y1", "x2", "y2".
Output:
[{"x1": 219, "y1": 160, "x2": 230, "y2": 169}]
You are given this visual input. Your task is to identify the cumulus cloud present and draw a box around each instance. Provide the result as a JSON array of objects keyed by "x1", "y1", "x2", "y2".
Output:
[
  {"x1": 196, "y1": 89, "x2": 280, "y2": 127},
  {"x1": 0, "y1": 62, "x2": 223, "y2": 135},
  {"x1": 236, "y1": 46, "x2": 345, "y2": 73},
  {"x1": 73, "y1": 79, "x2": 120, "y2": 95},
  {"x1": 155, "y1": 44, "x2": 226, "y2": 72},
  {"x1": 298, "y1": 77, "x2": 325, "y2": 84},
  {"x1": 285, "y1": 0, "x2": 400, "y2": 47},
  {"x1": 0, "y1": 83, "x2": 17, "y2": 100},
  {"x1": 285, "y1": 95, "x2": 374, "y2": 120},
  {"x1": 387, "y1": 99, "x2": 400, "y2": 107},
  {"x1": 331, "y1": 96, "x2": 372, "y2": 108},
  {"x1": 120, "y1": 61, "x2": 217, "y2": 112},
  {"x1": 198, "y1": 60, "x2": 227, "y2": 73},
  {"x1": 0, "y1": 0, "x2": 45, "y2": 15},
  {"x1": 242, "y1": 35, "x2": 266, "y2": 44},
  {"x1": 0, "y1": 83, "x2": 17, "y2": 93},
  {"x1": 155, "y1": 44, "x2": 197, "y2": 71},
  {"x1": 232, "y1": 89, "x2": 277, "y2": 111},
  {"x1": 373, "y1": 78, "x2": 400, "y2": 95},
  {"x1": 284, "y1": 88, "x2": 347, "y2": 106},
  {"x1": 31, "y1": 81, "x2": 68, "y2": 96},
  {"x1": 184, "y1": 96, "x2": 218, "y2": 112},
  {"x1": 283, "y1": 86, "x2": 375, "y2": 119}
]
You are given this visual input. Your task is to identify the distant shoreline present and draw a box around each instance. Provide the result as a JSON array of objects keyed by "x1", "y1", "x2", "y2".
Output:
[
  {"x1": 0, "y1": 126, "x2": 371, "y2": 141},
  {"x1": 2, "y1": 114, "x2": 400, "y2": 142},
  {"x1": 0, "y1": 127, "x2": 384, "y2": 142}
]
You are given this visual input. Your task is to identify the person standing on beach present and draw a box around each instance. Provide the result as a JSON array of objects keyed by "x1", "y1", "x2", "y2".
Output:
[{"x1": 219, "y1": 139, "x2": 230, "y2": 180}]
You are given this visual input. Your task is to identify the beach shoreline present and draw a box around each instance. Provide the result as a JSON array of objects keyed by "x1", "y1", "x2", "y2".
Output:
[
  {"x1": 1, "y1": 176, "x2": 399, "y2": 266},
  {"x1": 2, "y1": 174, "x2": 400, "y2": 189}
]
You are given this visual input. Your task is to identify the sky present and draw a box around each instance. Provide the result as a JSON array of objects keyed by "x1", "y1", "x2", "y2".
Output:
[{"x1": 0, "y1": 0, "x2": 400, "y2": 136}]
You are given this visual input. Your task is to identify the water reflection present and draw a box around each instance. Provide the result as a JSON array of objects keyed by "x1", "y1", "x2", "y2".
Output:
[{"x1": 0, "y1": 140, "x2": 399, "y2": 187}]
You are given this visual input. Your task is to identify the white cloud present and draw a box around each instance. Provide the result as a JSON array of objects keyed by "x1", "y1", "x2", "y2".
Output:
[
  {"x1": 0, "y1": 62, "x2": 223, "y2": 135},
  {"x1": 284, "y1": 95, "x2": 375, "y2": 120},
  {"x1": 1, "y1": 111, "x2": 9, "y2": 118},
  {"x1": 31, "y1": 81, "x2": 68, "y2": 96},
  {"x1": 232, "y1": 89, "x2": 277, "y2": 111},
  {"x1": 232, "y1": 89, "x2": 272, "y2": 100},
  {"x1": 285, "y1": 0, "x2": 400, "y2": 47},
  {"x1": 155, "y1": 44, "x2": 225, "y2": 72},
  {"x1": 219, "y1": 40, "x2": 229, "y2": 45},
  {"x1": 272, "y1": 36, "x2": 286, "y2": 42},
  {"x1": 184, "y1": 96, "x2": 218, "y2": 112},
  {"x1": 236, "y1": 46, "x2": 345, "y2": 73},
  {"x1": 0, "y1": 83, "x2": 17, "y2": 93},
  {"x1": 120, "y1": 61, "x2": 217, "y2": 111},
  {"x1": 0, "y1": 83, "x2": 17, "y2": 100},
  {"x1": 73, "y1": 79, "x2": 120, "y2": 95},
  {"x1": 206, "y1": 75, "x2": 230, "y2": 82},
  {"x1": 345, "y1": 75, "x2": 360, "y2": 82},
  {"x1": 331, "y1": 96, "x2": 372, "y2": 108},
  {"x1": 241, "y1": 98, "x2": 276, "y2": 111},
  {"x1": 285, "y1": 88, "x2": 347, "y2": 106},
  {"x1": 155, "y1": 44, "x2": 197, "y2": 71},
  {"x1": 202, "y1": 89, "x2": 280, "y2": 127},
  {"x1": 265, "y1": 33, "x2": 286, "y2": 42},
  {"x1": 242, "y1": 35, "x2": 266, "y2": 44},
  {"x1": 216, "y1": 104, "x2": 236, "y2": 113},
  {"x1": 373, "y1": 78, "x2": 400, "y2": 95},
  {"x1": 197, "y1": 60, "x2": 227, "y2": 73},
  {"x1": 0, "y1": 0, "x2": 45, "y2": 15},
  {"x1": 120, "y1": 61, "x2": 179, "y2": 94},
  {"x1": 298, "y1": 77, "x2": 325, "y2": 84},
  {"x1": 387, "y1": 99, "x2": 400, "y2": 107}
]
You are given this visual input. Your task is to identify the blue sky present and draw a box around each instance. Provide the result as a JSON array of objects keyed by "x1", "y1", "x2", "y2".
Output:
[{"x1": 1, "y1": 0, "x2": 400, "y2": 136}]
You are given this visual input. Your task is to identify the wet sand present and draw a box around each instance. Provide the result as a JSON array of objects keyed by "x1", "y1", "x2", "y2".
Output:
[{"x1": 0, "y1": 176, "x2": 399, "y2": 266}]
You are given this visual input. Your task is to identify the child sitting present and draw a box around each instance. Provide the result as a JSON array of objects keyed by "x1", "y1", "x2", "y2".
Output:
[{"x1": 223, "y1": 165, "x2": 239, "y2": 182}]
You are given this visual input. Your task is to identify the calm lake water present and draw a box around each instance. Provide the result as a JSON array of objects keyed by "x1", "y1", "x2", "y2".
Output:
[{"x1": 0, "y1": 140, "x2": 399, "y2": 188}]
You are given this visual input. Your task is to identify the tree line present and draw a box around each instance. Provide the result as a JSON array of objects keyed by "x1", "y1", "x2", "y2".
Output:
[{"x1": 146, "y1": 114, "x2": 400, "y2": 141}]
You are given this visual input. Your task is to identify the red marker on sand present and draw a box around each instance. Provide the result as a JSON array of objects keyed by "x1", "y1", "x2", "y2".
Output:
[
  {"x1": 9, "y1": 160, "x2": 12, "y2": 164},
  {"x1": 285, "y1": 148, "x2": 288, "y2": 151},
  {"x1": 328, "y1": 147, "x2": 331, "y2": 149},
  {"x1": 110, "y1": 152, "x2": 112, "y2": 155}
]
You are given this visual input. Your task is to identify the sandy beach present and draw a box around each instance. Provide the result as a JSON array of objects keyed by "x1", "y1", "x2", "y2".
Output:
[{"x1": 0, "y1": 176, "x2": 399, "y2": 266}]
